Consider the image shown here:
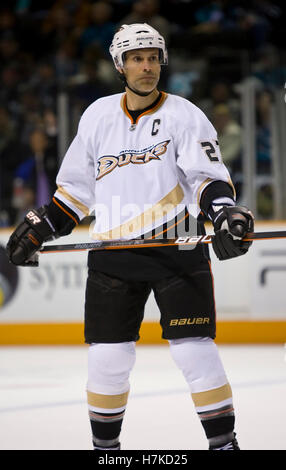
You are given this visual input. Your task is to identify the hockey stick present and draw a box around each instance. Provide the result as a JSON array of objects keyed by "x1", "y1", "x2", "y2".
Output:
[{"x1": 39, "y1": 230, "x2": 286, "y2": 254}]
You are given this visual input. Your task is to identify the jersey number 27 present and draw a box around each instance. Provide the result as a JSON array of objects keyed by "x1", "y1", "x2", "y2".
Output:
[{"x1": 200, "y1": 140, "x2": 220, "y2": 162}]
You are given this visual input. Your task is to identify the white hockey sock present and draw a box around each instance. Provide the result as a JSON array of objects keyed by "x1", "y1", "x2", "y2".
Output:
[
  {"x1": 86, "y1": 342, "x2": 136, "y2": 449},
  {"x1": 169, "y1": 337, "x2": 235, "y2": 447}
]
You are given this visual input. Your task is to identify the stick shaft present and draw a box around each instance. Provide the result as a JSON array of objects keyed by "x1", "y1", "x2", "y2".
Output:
[{"x1": 39, "y1": 230, "x2": 286, "y2": 254}]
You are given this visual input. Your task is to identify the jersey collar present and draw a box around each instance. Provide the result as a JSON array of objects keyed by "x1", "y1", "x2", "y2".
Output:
[{"x1": 121, "y1": 91, "x2": 168, "y2": 125}]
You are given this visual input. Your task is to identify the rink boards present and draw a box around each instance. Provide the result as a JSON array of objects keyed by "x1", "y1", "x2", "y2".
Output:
[{"x1": 1, "y1": 222, "x2": 286, "y2": 344}]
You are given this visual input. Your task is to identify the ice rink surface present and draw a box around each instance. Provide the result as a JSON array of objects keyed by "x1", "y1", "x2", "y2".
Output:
[{"x1": 0, "y1": 344, "x2": 286, "y2": 451}]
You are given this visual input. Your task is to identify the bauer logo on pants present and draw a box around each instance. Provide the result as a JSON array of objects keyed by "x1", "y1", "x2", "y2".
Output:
[{"x1": 169, "y1": 317, "x2": 210, "y2": 326}]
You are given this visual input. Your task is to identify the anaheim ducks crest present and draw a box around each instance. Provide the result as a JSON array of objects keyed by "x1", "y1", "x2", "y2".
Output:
[{"x1": 97, "y1": 140, "x2": 170, "y2": 180}]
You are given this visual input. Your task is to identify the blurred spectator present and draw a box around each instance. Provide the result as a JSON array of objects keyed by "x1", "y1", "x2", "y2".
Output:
[
  {"x1": 0, "y1": 31, "x2": 21, "y2": 68},
  {"x1": 0, "y1": 8, "x2": 21, "y2": 52},
  {"x1": 212, "y1": 104, "x2": 242, "y2": 174},
  {"x1": 70, "y1": 44, "x2": 115, "y2": 114},
  {"x1": 192, "y1": 1, "x2": 224, "y2": 35},
  {"x1": 120, "y1": 0, "x2": 170, "y2": 43},
  {"x1": 39, "y1": 4, "x2": 74, "y2": 56},
  {"x1": 168, "y1": 70, "x2": 200, "y2": 99},
  {"x1": 78, "y1": 1, "x2": 116, "y2": 56},
  {"x1": 43, "y1": 108, "x2": 58, "y2": 142},
  {"x1": 0, "y1": 106, "x2": 15, "y2": 218},
  {"x1": 53, "y1": 37, "x2": 79, "y2": 84},
  {"x1": 235, "y1": 5, "x2": 272, "y2": 50},
  {"x1": 0, "y1": 64, "x2": 22, "y2": 117},
  {"x1": 252, "y1": 44, "x2": 286, "y2": 91},
  {"x1": 0, "y1": 7, "x2": 16, "y2": 33},
  {"x1": 179, "y1": 1, "x2": 244, "y2": 52},
  {"x1": 256, "y1": 89, "x2": 272, "y2": 174},
  {"x1": 16, "y1": 91, "x2": 44, "y2": 144},
  {"x1": 81, "y1": 42, "x2": 119, "y2": 88},
  {"x1": 0, "y1": 63, "x2": 21, "y2": 101},
  {"x1": 174, "y1": 0, "x2": 278, "y2": 54},
  {"x1": 26, "y1": 61, "x2": 57, "y2": 108},
  {"x1": 12, "y1": 128, "x2": 58, "y2": 221},
  {"x1": 0, "y1": 106, "x2": 26, "y2": 224},
  {"x1": 199, "y1": 80, "x2": 241, "y2": 121},
  {"x1": 238, "y1": 0, "x2": 283, "y2": 50},
  {"x1": 11, "y1": 178, "x2": 36, "y2": 225},
  {"x1": 0, "y1": 106, "x2": 15, "y2": 154}
]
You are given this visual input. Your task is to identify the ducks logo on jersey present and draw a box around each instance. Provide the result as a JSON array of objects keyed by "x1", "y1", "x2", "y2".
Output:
[{"x1": 97, "y1": 140, "x2": 170, "y2": 180}]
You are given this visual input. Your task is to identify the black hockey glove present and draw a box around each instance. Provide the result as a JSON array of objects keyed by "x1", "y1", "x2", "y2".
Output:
[
  {"x1": 211, "y1": 206, "x2": 254, "y2": 261},
  {"x1": 6, "y1": 207, "x2": 58, "y2": 266}
]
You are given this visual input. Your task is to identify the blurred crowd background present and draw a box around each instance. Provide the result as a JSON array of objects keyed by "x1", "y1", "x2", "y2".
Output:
[{"x1": 0, "y1": 0, "x2": 285, "y2": 227}]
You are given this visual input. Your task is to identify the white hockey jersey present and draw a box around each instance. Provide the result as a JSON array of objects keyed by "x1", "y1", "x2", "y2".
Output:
[{"x1": 55, "y1": 92, "x2": 234, "y2": 240}]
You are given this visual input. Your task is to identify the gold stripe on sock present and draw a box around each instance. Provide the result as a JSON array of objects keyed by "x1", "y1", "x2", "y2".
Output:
[
  {"x1": 87, "y1": 390, "x2": 129, "y2": 409},
  {"x1": 191, "y1": 383, "x2": 232, "y2": 407}
]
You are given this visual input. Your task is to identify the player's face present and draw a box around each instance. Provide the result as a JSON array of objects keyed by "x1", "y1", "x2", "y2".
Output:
[{"x1": 122, "y1": 48, "x2": 161, "y2": 94}]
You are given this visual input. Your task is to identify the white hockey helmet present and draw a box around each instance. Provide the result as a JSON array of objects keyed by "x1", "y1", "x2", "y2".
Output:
[{"x1": 109, "y1": 23, "x2": 168, "y2": 70}]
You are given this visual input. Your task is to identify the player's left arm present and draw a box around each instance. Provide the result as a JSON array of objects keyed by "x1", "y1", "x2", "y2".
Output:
[
  {"x1": 197, "y1": 127, "x2": 254, "y2": 261},
  {"x1": 175, "y1": 110, "x2": 254, "y2": 260}
]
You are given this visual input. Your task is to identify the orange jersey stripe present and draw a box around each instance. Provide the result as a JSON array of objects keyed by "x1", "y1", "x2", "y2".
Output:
[{"x1": 52, "y1": 197, "x2": 79, "y2": 226}]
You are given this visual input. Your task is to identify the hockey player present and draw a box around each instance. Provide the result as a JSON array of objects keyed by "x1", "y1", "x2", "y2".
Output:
[{"x1": 6, "y1": 24, "x2": 254, "y2": 450}]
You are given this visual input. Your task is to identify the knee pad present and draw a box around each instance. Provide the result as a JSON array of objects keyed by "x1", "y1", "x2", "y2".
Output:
[
  {"x1": 87, "y1": 341, "x2": 136, "y2": 396},
  {"x1": 169, "y1": 337, "x2": 229, "y2": 394}
]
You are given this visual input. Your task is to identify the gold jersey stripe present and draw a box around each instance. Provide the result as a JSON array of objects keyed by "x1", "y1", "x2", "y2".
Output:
[
  {"x1": 92, "y1": 183, "x2": 184, "y2": 240},
  {"x1": 56, "y1": 186, "x2": 90, "y2": 216},
  {"x1": 227, "y1": 177, "x2": 236, "y2": 200},
  {"x1": 191, "y1": 383, "x2": 232, "y2": 407},
  {"x1": 87, "y1": 390, "x2": 129, "y2": 409},
  {"x1": 0, "y1": 288, "x2": 4, "y2": 306},
  {"x1": 197, "y1": 178, "x2": 213, "y2": 207}
]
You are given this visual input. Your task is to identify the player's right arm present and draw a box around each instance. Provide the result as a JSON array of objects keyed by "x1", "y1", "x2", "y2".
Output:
[
  {"x1": 6, "y1": 116, "x2": 95, "y2": 266},
  {"x1": 6, "y1": 198, "x2": 80, "y2": 266}
]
